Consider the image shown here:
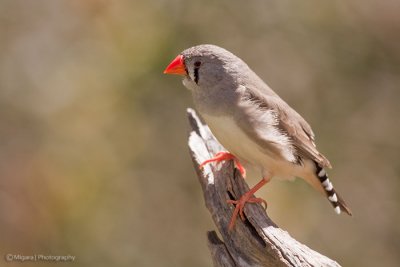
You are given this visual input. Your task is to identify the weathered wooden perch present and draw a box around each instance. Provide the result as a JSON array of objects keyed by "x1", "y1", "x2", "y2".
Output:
[{"x1": 187, "y1": 108, "x2": 341, "y2": 267}]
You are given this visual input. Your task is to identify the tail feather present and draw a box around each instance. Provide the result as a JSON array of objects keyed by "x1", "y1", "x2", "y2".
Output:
[{"x1": 315, "y1": 163, "x2": 352, "y2": 216}]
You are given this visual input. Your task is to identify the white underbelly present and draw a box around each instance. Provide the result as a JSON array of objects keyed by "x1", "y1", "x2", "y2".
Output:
[{"x1": 202, "y1": 114, "x2": 303, "y2": 179}]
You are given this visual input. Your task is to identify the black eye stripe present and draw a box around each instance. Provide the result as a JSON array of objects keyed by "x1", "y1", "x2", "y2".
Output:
[
  {"x1": 193, "y1": 61, "x2": 201, "y2": 84},
  {"x1": 194, "y1": 67, "x2": 199, "y2": 84}
]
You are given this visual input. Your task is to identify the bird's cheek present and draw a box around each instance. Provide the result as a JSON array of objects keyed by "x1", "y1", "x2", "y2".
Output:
[{"x1": 182, "y1": 78, "x2": 195, "y2": 91}]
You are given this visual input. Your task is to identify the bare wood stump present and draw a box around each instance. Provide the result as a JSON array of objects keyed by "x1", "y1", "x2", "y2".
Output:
[{"x1": 187, "y1": 108, "x2": 341, "y2": 267}]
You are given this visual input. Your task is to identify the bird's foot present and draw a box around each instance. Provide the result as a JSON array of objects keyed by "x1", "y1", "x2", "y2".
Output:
[
  {"x1": 227, "y1": 195, "x2": 267, "y2": 230},
  {"x1": 199, "y1": 151, "x2": 246, "y2": 177},
  {"x1": 226, "y1": 178, "x2": 268, "y2": 230}
]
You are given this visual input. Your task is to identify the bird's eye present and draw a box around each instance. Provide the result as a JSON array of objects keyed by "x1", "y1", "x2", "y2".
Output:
[{"x1": 194, "y1": 61, "x2": 201, "y2": 67}]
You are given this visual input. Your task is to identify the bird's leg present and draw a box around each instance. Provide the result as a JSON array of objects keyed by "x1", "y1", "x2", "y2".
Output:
[
  {"x1": 227, "y1": 178, "x2": 268, "y2": 230},
  {"x1": 199, "y1": 151, "x2": 246, "y2": 178}
]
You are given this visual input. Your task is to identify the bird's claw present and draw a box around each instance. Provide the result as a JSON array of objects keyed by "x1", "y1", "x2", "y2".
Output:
[
  {"x1": 227, "y1": 194, "x2": 268, "y2": 230},
  {"x1": 199, "y1": 151, "x2": 246, "y2": 178}
]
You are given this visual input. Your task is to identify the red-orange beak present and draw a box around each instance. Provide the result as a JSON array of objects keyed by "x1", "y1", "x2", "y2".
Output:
[{"x1": 163, "y1": 55, "x2": 186, "y2": 76}]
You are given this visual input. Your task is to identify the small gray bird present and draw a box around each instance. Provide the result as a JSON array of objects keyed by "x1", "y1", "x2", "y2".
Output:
[{"x1": 164, "y1": 44, "x2": 352, "y2": 229}]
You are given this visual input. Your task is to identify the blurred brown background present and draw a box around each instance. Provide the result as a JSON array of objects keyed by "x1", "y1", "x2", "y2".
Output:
[{"x1": 0, "y1": 1, "x2": 399, "y2": 266}]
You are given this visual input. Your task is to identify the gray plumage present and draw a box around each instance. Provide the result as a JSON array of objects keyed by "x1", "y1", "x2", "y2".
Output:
[{"x1": 179, "y1": 44, "x2": 351, "y2": 215}]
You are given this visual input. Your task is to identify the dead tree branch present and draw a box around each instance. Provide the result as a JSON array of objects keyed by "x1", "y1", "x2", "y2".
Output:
[{"x1": 187, "y1": 108, "x2": 341, "y2": 267}]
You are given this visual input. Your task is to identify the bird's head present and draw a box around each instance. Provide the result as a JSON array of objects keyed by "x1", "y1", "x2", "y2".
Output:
[{"x1": 164, "y1": 44, "x2": 244, "y2": 91}]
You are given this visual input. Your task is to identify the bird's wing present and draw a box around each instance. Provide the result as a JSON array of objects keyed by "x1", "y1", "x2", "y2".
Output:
[{"x1": 235, "y1": 84, "x2": 331, "y2": 168}]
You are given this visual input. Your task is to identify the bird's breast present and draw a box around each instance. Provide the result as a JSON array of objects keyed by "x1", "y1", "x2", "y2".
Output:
[{"x1": 201, "y1": 113, "x2": 299, "y2": 179}]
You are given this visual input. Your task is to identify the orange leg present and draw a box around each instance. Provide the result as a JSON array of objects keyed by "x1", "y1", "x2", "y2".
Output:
[
  {"x1": 226, "y1": 178, "x2": 268, "y2": 230},
  {"x1": 199, "y1": 152, "x2": 246, "y2": 178}
]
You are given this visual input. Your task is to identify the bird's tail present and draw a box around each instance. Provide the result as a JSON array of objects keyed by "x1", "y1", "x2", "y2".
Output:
[{"x1": 314, "y1": 163, "x2": 352, "y2": 216}]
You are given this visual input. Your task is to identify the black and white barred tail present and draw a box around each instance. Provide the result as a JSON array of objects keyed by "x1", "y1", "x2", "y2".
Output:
[{"x1": 315, "y1": 163, "x2": 352, "y2": 216}]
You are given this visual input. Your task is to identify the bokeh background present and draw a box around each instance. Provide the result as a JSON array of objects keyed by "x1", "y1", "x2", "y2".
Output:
[{"x1": 1, "y1": 1, "x2": 399, "y2": 266}]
